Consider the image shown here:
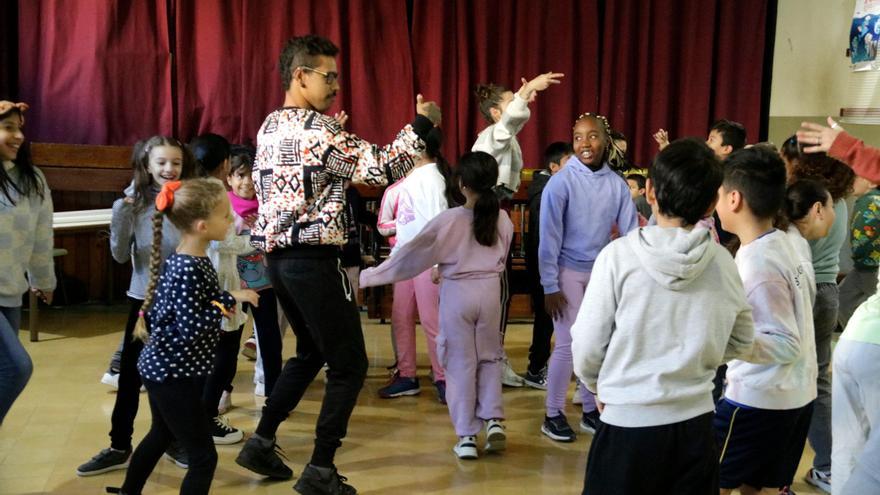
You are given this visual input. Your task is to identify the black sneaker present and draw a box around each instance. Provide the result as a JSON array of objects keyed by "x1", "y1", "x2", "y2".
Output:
[
  {"x1": 579, "y1": 410, "x2": 601, "y2": 434},
  {"x1": 235, "y1": 435, "x2": 293, "y2": 480},
  {"x1": 163, "y1": 442, "x2": 188, "y2": 469},
  {"x1": 523, "y1": 367, "x2": 548, "y2": 390},
  {"x1": 211, "y1": 415, "x2": 244, "y2": 445},
  {"x1": 541, "y1": 414, "x2": 576, "y2": 442},
  {"x1": 294, "y1": 464, "x2": 357, "y2": 495},
  {"x1": 76, "y1": 447, "x2": 131, "y2": 476}
]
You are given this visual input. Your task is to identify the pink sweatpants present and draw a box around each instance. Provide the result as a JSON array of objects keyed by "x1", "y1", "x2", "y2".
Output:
[
  {"x1": 437, "y1": 277, "x2": 504, "y2": 436},
  {"x1": 392, "y1": 269, "x2": 444, "y2": 381},
  {"x1": 546, "y1": 267, "x2": 597, "y2": 417}
]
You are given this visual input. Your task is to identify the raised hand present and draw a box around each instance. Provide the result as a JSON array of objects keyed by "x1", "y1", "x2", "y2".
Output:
[
  {"x1": 333, "y1": 111, "x2": 349, "y2": 129},
  {"x1": 416, "y1": 94, "x2": 442, "y2": 126},
  {"x1": 518, "y1": 72, "x2": 565, "y2": 102},
  {"x1": 653, "y1": 129, "x2": 670, "y2": 150},
  {"x1": 796, "y1": 117, "x2": 844, "y2": 154}
]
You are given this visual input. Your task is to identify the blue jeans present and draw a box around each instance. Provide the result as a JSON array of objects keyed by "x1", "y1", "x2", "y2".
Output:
[{"x1": 0, "y1": 305, "x2": 32, "y2": 424}]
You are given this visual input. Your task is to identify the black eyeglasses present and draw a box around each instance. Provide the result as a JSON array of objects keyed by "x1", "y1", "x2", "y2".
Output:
[{"x1": 301, "y1": 66, "x2": 339, "y2": 85}]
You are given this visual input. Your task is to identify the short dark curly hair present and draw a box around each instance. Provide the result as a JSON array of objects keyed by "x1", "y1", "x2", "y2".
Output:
[
  {"x1": 278, "y1": 35, "x2": 339, "y2": 91},
  {"x1": 782, "y1": 135, "x2": 855, "y2": 201}
]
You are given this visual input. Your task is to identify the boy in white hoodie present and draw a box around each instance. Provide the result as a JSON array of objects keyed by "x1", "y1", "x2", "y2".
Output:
[
  {"x1": 572, "y1": 138, "x2": 755, "y2": 495},
  {"x1": 714, "y1": 147, "x2": 818, "y2": 495}
]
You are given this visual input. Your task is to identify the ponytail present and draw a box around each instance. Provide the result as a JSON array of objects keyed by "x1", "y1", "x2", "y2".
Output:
[
  {"x1": 473, "y1": 189, "x2": 500, "y2": 246},
  {"x1": 458, "y1": 151, "x2": 501, "y2": 246},
  {"x1": 133, "y1": 210, "x2": 165, "y2": 341}
]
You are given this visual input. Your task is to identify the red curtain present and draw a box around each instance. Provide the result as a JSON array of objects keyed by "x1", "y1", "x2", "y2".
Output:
[
  {"x1": 411, "y1": 0, "x2": 600, "y2": 167},
  {"x1": 17, "y1": 1, "x2": 173, "y2": 145},
  {"x1": 174, "y1": 0, "x2": 415, "y2": 146},
  {"x1": 16, "y1": 0, "x2": 773, "y2": 166},
  {"x1": 599, "y1": 0, "x2": 771, "y2": 167},
  {"x1": 0, "y1": 1, "x2": 17, "y2": 100}
]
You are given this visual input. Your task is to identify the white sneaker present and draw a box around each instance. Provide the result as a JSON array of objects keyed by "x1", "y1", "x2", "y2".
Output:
[
  {"x1": 218, "y1": 390, "x2": 232, "y2": 415},
  {"x1": 804, "y1": 468, "x2": 831, "y2": 494},
  {"x1": 241, "y1": 337, "x2": 257, "y2": 360},
  {"x1": 254, "y1": 382, "x2": 265, "y2": 397},
  {"x1": 101, "y1": 372, "x2": 119, "y2": 390},
  {"x1": 484, "y1": 419, "x2": 506, "y2": 453},
  {"x1": 501, "y1": 358, "x2": 525, "y2": 387},
  {"x1": 453, "y1": 436, "x2": 478, "y2": 459}
]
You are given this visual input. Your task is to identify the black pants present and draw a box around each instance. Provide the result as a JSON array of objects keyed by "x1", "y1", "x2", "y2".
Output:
[
  {"x1": 525, "y1": 256, "x2": 552, "y2": 375},
  {"x1": 583, "y1": 413, "x2": 719, "y2": 495},
  {"x1": 250, "y1": 287, "x2": 282, "y2": 395},
  {"x1": 109, "y1": 297, "x2": 145, "y2": 451},
  {"x1": 203, "y1": 327, "x2": 243, "y2": 419},
  {"x1": 255, "y1": 247, "x2": 368, "y2": 468},
  {"x1": 498, "y1": 251, "x2": 513, "y2": 342},
  {"x1": 122, "y1": 377, "x2": 217, "y2": 495}
]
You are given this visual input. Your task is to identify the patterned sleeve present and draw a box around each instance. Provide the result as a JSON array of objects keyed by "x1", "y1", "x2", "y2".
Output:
[
  {"x1": 320, "y1": 116, "x2": 430, "y2": 187},
  {"x1": 27, "y1": 180, "x2": 57, "y2": 292},
  {"x1": 851, "y1": 192, "x2": 880, "y2": 267}
]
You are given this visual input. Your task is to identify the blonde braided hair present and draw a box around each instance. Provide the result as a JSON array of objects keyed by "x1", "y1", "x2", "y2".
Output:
[{"x1": 132, "y1": 178, "x2": 228, "y2": 342}]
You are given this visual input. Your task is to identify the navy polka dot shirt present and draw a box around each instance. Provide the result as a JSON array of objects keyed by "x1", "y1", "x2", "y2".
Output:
[{"x1": 137, "y1": 254, "x2": 235, "y2": 383}]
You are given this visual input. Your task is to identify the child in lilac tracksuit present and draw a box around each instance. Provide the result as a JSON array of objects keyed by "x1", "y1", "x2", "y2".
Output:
[
  {"x1": 539, "y1": 113, "x2": 639, "y2": 442},
  {"x1": 361, "y1": 151, "x2": 513, "y2": 460}
]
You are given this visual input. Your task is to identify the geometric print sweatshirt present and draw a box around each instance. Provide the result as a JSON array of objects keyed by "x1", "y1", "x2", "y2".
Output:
[{"x1": 250, "y1": 107, "x2": 432, "y2": 252}]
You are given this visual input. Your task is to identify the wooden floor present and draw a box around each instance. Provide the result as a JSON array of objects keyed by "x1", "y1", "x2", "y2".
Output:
[{"x1": 1, "y1": 304, "x2": 824, "y2": 494}]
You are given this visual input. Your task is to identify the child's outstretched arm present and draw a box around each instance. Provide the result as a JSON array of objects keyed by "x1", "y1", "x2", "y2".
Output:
[
  {"x1": 360, "y1": 211, "x2": 453, "y2": 288},
  {"x1": 516, "y1": 72, "x2": 564, "y2": 103},
  {"x1": 323, "y1": 95, "x2": 441, "y2": 187},
  {"x1": 27, "y1": 174, "x2": 56, "y2": 302}
]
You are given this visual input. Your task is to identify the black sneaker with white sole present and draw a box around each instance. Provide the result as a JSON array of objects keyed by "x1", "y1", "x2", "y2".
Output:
[
  {"x1": 211, "y1": 415, "x2": 244, "y2": 445},
  {"x1": 523, "y1": 368, "x2": 548, "y2": 390},
  {"x1": 76, "y1": 447, "x2": 131, "y2": 476},
  {"x1": 235, "y1": 434, "x2": 293, "y2": 480},
  {"x1": 579, "y1": 410, "x2": 601, "y2": 434},
  {"x1": 541, "y1": 413, "x2": 576, "y2": 442},
  {"x1": 294, "y1": 464, "x2": 357, "y2": 494},
  {"x1": 164, "y1": 442, "x2": 189, "y2": 469}
]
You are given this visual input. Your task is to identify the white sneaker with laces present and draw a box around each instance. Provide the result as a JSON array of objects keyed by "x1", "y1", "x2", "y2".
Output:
[
  {"x1": 804, "y1": 468, "x2": 831, "y2": 493},
  {"x1": 254, "y1": 382, "x2": 265, "y2": 397},
  {"x1": 484, "y1": 419, "x2": 506, "y2": 453},
  {"x1": 453, "y1": 436, "x2": 478, "y2": 460},
  {"x1": 501, "y1": 358, "x2": 525, "y2": 387}
]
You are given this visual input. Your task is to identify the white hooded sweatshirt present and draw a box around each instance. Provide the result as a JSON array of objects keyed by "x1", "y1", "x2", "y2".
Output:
[{"x1": 572, "y1": 226, "x2": 755, "y2": 428}]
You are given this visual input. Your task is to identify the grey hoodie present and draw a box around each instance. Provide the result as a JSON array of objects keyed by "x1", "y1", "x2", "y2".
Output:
[
  {"x1": 110, "y1": 182, "x2": 181, "y2": 300},
  {"x1": 572, "y1": 226, "x2": 755, "y2": 428}
]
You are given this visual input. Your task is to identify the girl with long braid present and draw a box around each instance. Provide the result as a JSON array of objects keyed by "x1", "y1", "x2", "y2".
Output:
[{"x1": 110, "y1": 178, "x2": 258, "y2": 495}]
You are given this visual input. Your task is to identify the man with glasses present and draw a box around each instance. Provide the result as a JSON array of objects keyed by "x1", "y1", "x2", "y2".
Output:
[{"x1": 235, "y1": 34, "x2": 441, "y2": 495}]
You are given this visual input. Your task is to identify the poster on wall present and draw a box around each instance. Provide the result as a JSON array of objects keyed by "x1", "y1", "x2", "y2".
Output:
[{"x1": 851, "y1": 0, "x2": 880, "y2": 70}]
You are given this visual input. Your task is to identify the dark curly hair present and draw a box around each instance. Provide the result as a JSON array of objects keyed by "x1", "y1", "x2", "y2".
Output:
[
  {"x1": 278, "y1": 35, "x2": 339, "y2": 91},
  {"x1": 782, "y1": 135, "x2": 854, "y2": 201}
]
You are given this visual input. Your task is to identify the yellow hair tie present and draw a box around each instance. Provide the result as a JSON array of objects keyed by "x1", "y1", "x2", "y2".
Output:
[{"x1": 210, "y1": 300, "x2": 232, "y2": 318}]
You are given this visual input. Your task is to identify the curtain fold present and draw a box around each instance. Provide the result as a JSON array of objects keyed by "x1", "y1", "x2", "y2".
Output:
[
  {"x1": 18, "y1": 0, "x2": 173, "y2": 144},
  {"x1": 16, "y1": 0, "x2": 773, "y2": 167}
]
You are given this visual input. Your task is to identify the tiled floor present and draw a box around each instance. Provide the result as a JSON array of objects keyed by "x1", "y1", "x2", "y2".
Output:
[{"x1": 1, "y1": 304, "x2": 824, "y2": 494}]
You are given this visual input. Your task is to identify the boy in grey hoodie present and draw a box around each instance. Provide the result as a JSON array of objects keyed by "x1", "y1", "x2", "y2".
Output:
[{"x1": 572, "y1": 138, "x2": 755, "y2": 495}]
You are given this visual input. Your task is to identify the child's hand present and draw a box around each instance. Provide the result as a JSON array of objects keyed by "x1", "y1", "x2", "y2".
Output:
[
  {"x1": 518, "y1": 72, "x2": 564, "y2": 102},
  {"x1": 431, "y1": 266, "x2": 441, "y2": 284},
  {"x1": 653, "y1": 129, "x2": 670, "y2": 150},
  {"x1": 230, "y1": 289, "x2": 259, "y2": 307},
  {"x1": 416, "y1": 94, "x2": 442, "y2": 126},
  {"x1": 333, "y1": 111, "x2": 349, "y2": 129},
  {"x1": 123, "y1": 196, "x2": 135, "y2": 205},
  {"x1": 31, "y1": 288, "x2": 53, "y2": 305},
  {"x1": 244, "y1": 214, "x2": 258, "y2": 228},
  {"x1": 544, "y1": 292, "x2": 568, "y2": 320},
  {"x1": 595, "y1": 398, "x2": 605, "y2": 414}
]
